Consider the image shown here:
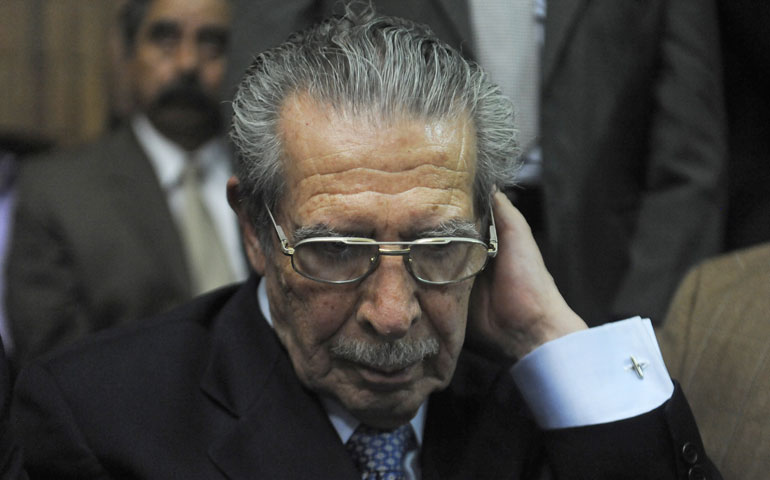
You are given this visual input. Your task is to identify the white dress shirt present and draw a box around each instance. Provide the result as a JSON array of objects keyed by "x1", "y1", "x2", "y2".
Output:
[{"x1": 468, "y1": 0, "x2": 547, "y2": 184}]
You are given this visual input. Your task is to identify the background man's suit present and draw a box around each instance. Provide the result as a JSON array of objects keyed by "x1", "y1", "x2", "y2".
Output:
[
  {"x1": 658, "y1": 243, "x2": 770, "y2": 480},
  {"x1": 0, "y1": 343, "x2": 24, "y2": 479},
  {"x1": 718, "y1": 0, "x2": 770, "y2": 249},
  {"x1": 5, "y1": 126, "x2": 193, "y2": 363},
  {"x1": 238, "y1": 0, "x2": 723, "y2": 326},
  {"x1": 11, "y1": 276, "x2": 716, "y2": 479}
]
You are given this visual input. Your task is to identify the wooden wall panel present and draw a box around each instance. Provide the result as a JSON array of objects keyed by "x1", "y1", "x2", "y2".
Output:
[
  {"x1": 0, "y1": 1, "x2": 42, "y2": 135},
  {"x1": 0, "y1": 0, "x2": 123, "y2": 148}
]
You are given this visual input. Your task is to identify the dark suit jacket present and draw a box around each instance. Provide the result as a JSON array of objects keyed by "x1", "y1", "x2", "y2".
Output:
[
  {"x1": 658, "y1": 243, "x2": 770, "y2": 480},
  {"x1": 538, "y1": 0, "x2": 726, "y2": 325},
  {"x1": 223, "y1": 0, "x2": 326, "y2": 114},
  {"x1": 11, "y1": 276, "x2": 718, "y2": 479},
  {"x1": 281, "y1": 0, "x2": 725, "y2": 326},
  {"x1": 5, "y1": 126, "x2": 193, "y2": 363},
  {"x1": 719, "y1": 0, "x2": 770, "y2": 249},
  {"x1": 0, "y1": 343, "x2": 25, "y2": 479}
]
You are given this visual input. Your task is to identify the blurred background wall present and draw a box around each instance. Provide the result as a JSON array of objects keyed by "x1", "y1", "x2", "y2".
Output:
[{"x1": 0, "y1": 0, "x2": 127, "y2": 149}]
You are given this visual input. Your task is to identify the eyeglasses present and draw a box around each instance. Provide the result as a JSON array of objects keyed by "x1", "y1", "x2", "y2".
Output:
[{"x1": 266, "y1": 204, "x2": 498, "y2": 285}]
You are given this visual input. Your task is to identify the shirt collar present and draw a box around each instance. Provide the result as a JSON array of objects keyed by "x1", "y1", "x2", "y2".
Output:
[
  {"x1": 257, "y1": 277, "x2": 427, "y2": 445},
  {"x1": 131, "y1": 114, "x2": 227, "y2": 189}
]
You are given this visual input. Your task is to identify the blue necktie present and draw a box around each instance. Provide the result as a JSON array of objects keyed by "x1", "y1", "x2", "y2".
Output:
[{"x1": 345, "y1": 424, "x2": 416, "y2": 480}]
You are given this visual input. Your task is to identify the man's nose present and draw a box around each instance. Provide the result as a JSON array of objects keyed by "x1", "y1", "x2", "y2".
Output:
[
  {"x1": 174, "y1": 38, "x2": 200, "y2": 73},
  {"x1": 356, "y1": 256, "x2": 420, "y2": 340}
]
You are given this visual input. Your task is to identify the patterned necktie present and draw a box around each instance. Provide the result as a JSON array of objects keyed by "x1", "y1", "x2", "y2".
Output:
[{"x1": 345, "y1": 424, "x2": 416, "y2": 480}]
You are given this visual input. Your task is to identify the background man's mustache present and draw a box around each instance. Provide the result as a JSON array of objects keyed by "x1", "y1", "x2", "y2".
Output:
[{"x1": 152, "y1": 75, "x2": 217, "y2": 111}]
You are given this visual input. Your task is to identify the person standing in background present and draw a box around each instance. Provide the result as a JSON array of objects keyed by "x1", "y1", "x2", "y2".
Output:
[
  {"x1": 6, "y1": 0, "x2": 248, "y2": 365},
  {"x1": 719, "y1": 0, "x2": 770, "y2": 250}
]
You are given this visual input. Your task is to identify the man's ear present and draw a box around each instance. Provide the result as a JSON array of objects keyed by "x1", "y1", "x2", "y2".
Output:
[{"x1": 227, "y1": 176, "x2": 266, "y2": 275}]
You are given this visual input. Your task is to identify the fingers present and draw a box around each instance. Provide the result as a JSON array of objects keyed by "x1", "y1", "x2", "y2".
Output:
[
  {"x1": 488, "y1": 190, "x2": 587, "y2": 354},
  {"x1": 492, "y1": 191, "x2": 545, "y2": 267}
]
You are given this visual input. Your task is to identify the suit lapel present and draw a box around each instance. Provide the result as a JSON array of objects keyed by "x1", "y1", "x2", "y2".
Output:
[
  {"x1": 202, "y1": 278, "x2": 359, "y2": 479},
  {"x1": 542, "y1": 0, "x2": 591, "y2": 90},
  {"x1": 104, "y1": 126, "x2": 191, "y2": 296}
]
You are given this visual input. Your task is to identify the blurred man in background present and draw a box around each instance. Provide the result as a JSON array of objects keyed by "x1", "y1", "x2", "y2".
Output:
[{"x1": 5, "y1": 0, "x2": 247, "y2": 364}]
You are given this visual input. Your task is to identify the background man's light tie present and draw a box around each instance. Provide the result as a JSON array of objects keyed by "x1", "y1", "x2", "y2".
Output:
[{"x1": 178, "y1": 159, "x2": 236, "y2": 294}]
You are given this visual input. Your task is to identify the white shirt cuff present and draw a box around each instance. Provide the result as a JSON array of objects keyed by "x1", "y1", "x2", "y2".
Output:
[{"x1": 510, "y1": 317, "x2": 674, "y2": 430}]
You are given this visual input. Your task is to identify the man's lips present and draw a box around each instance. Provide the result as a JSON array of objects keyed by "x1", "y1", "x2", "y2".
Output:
[{"x1": 351, "y1": 361, "x2": 421, "y2": 390}]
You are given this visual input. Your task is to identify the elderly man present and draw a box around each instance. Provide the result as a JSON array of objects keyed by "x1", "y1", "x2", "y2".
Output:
[
  {"x1": 12, "y1": 8, "x2": 719, "y2": 479},
  {"x1": 6, "y1": 0, "x2": 247, "y2": 364}
]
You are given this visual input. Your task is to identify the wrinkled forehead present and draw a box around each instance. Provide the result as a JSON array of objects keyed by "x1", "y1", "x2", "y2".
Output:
[{"x1": 276, "y1": 93, "x2": 478, "y2": 229}]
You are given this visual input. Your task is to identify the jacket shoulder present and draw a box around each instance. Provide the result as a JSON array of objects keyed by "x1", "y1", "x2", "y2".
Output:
[
  {"x1": 681, "y1": 242, "x2": 770, "y2": 298},
  {"x1": 693, "y1": 242, "x2": 770, "y2": 277},
  {"x1": 25, "y1": 283, "x2": 239, "y2": 378},
  {"x1": 16, "y1": 127, "x2": 141, "y2": 190}
]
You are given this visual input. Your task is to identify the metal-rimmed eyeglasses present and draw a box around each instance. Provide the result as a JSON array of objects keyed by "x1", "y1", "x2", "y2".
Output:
[{"x1": 266, "y1": 204, "x2": 498, "y2": 285}]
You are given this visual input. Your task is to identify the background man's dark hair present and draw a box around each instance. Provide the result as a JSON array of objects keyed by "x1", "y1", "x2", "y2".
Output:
[{"x1": 119, "y1": 0, "x2": 153, "y2": 55}]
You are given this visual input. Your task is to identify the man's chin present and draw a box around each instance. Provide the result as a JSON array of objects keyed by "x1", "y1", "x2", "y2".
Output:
[
  {"x1": 331, "y1": 371, "x2": 443, "y2": 429},
  {"x1": 345, "y1": 392, "x2": 424, "y2": 430}
]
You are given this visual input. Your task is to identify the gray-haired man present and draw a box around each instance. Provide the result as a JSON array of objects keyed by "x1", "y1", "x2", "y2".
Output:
[{"x1": 12, "y1": 7, "x2": 719, "y2": 479}]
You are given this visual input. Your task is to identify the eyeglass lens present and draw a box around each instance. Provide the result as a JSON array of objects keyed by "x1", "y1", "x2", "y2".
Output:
[{"x1": 292, "y1": 240, "x2": 488, "y2": 283}]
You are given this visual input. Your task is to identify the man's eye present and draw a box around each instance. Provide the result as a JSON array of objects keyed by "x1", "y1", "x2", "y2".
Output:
[
  {"x1": 314, "y1": 242, "x2": 356, "y2": 259},
  {"x1": 415, "y1": 243, "x2": 452, "y2": 260},
  {"x1": 147, "y1": 23, "x2": 181, "y2": 48},
  {"x1": 198, "y1": 29, "x2": 229, "y2": 59}
]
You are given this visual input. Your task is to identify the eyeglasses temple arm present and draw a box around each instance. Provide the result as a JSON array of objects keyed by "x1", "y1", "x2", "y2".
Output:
[
  {"x1": 488, "y1": 200, "x2": 498, "y2": 257},
  {"x1": 265, "y1": 204, "x2": 294, "y2": 255}
]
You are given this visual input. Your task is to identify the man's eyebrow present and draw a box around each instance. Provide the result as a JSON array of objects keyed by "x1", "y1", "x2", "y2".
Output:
[
  {"x1": 292, "y1": 224, "x2": 344, "y2": 243},
  {"x1": 291, "y1": 219, "x2": 480, "y2": 242},
  {"x1": 418, "y1": 219, "x2": 480, "y2": 239}
]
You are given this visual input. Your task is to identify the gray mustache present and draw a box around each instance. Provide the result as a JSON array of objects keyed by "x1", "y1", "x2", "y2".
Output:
[{"x1": 330, "y1": 337, "x2": 440, "y2": 371}]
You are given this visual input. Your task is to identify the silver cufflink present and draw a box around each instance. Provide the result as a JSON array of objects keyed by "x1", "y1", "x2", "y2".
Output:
[{"x1": 625, "y1": 355, "x2": 648, "y2": 379}]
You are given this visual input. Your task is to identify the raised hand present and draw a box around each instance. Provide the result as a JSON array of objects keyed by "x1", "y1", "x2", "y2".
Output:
[{"x1": 468, "y1": 192, "x2": 587, "y2": 360}]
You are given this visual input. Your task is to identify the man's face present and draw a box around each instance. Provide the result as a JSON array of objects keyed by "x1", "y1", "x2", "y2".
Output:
[
  {"x1": 252, "y1": 94, "x2": 479, "y2": 428},
  {"x1": 129, "y1": 0, "x2": 230, "y2": 147}
]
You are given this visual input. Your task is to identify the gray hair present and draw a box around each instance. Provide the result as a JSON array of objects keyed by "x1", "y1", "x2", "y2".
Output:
[{"x1": 230, "y1": 5, "x2": 520, "y2": 250}]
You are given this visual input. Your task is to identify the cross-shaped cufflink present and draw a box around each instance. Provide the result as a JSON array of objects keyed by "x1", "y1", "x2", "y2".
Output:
[{"x1": 625, "y1": 355, "x2": 648, "y2": 379}]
